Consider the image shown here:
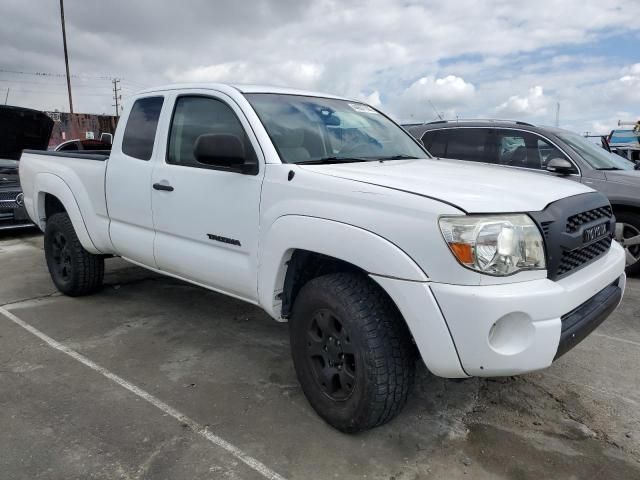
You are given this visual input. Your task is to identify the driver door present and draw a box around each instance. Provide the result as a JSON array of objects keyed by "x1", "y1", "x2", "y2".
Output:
[{"x1": 151, "y1": 92, "x2": 264, "y2": 302}]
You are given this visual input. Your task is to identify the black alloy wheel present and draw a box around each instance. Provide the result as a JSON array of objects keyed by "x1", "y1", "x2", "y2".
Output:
[
  {"x1": 50, "y1": 230, "x2": 73, "y2": 282},
  {"x1": 306, "y1": 308, "x2": 357, "y2": 401}
]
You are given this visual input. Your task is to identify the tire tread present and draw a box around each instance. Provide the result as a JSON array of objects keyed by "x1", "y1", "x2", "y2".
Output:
[{"x1": 45, "y1": 213, "x2": 104, "y2": 296}]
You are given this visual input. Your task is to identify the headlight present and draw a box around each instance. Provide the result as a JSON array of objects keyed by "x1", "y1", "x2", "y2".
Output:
[{"x1": 439, "y1": 214, "x2": 546, "y2": 276}]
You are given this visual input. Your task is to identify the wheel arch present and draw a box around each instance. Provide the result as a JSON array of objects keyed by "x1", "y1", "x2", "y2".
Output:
[
  {"x1": 610, "y1": 202, "x2": 640, "y2": 216},
  {"x1": 34, "y1": 173, "x2": 100, "y2": 254},
  {"x1": 258, "y1": 215, "x2": 428, "y2": 320}
]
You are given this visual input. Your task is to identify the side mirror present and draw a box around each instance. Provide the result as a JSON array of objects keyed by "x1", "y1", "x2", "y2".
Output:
[
  {"x1": 194, "y1": 134, "x2": 255, "y2": 173},
  {"x1": 546, "y1": 157, "x2": 575, "y2": 175}
]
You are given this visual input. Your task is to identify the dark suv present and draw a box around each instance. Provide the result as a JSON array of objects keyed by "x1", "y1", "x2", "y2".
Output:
[
  {"x1": 1, "y1": 105, "x2": 53, "y2": 231},
  {"x1": 404, "y1": 120, "x2": 640, "y2": 274}
]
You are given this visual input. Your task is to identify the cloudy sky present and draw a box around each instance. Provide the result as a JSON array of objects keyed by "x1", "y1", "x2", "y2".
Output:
[{"x1": 1, "y1": 0, "x2": 639, "y2": 134}]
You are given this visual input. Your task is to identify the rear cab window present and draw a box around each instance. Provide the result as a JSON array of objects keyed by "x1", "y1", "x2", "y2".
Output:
[
  {"x1": 421, "y1": 130, "x2": 447, "y2": 157},
  {"x1": 122, "y1": 97, "x2": 164, "y2": 160}
]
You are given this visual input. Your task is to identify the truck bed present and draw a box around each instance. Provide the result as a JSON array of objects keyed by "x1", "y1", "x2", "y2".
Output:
[
  {"x1": 23, "y1": 149, "x2": 111, "y2": 161},
  {"x1": 19, "y1": 150, "x2": 114, "y2": 254}
]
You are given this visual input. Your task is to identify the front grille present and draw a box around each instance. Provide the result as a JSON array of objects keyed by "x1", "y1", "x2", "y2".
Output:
[
  {"x1": 0, "y1": 191, "x2": 20, "y2": 209},
  {"x1": 566, "y1": 206, "x2": 612, "y2": 233},
  {"x1": 0, "y1": 191, "x2": 19, "y2": 201},
  {"x1": 557, "y1": 237, "x2": 613, "y2": 276},
  {"x1": 529, "y1": 192, "x2": 615, "y2": 280}
]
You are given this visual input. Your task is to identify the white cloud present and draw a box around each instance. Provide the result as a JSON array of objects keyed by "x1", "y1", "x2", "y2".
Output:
[
  {"x1": 361, "y1": 90, "x2": 382, "y2": 107},
  {"x1": 167, "y1": 61, "x2": 324, "y2": 89},
  {"x1": 1, "y1": 0, "x2": 639, "y2": 133},
  {"x1": 392, "y1": 75, "x2": 475, "y2": 120},
  {"x1": 496, "y1": 86, "x2": 551, "y2": 117}
]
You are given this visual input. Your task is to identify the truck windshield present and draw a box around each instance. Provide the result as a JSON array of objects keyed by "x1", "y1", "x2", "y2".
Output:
[
  {"x1": 244, "y1": 93, "x2": 428, "y2": 164},
  {"x1": 557, "y1": 131, "x2": 635, "y2": 170}
]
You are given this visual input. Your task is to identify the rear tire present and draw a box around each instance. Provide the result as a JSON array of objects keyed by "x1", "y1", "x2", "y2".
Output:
[
  {"x1": 289, "y1": 273, "x2": 415, "y2": 433},
  {"x1": 44, "y1": 212, "x2": 104, "y2": 296}
]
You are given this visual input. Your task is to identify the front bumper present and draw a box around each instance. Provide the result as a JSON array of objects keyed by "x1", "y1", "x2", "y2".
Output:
[
  {"x1": 429, "y1": 241, "x2": 626, "y2": 376},
  {"x1": 372, "y1": 241, "x2": 626, "y2": 378}
]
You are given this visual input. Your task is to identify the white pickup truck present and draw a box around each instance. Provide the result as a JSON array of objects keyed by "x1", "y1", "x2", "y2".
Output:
[{"x1": 19, "y1": 84, "x2": 626, "y2": 432}]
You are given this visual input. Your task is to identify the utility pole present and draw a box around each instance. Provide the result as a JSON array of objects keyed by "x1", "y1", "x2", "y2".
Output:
[
  {"x1": 112, "y1": 78, "x2": 121, "y2": 116},
  {"x1": 555, "y1": 102, "x2": 560, "y2": 127},
  {"x1": 4, "y1": 88, "x2": 8, "y2": 105},
  {"x1": 59, "y1": 0, "x2": 74, "y2": 113}
]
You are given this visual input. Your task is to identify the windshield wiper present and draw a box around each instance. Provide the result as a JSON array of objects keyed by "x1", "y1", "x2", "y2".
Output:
[
  {"x1": 375, "y1": 154, "x2": 419, "y2": 161},
  {"x1": 595, "y1": 167, "x2": 622, "y2": 170},
  {"x1": 295, "y1": 157, "x2": 370, "y2": 165}
]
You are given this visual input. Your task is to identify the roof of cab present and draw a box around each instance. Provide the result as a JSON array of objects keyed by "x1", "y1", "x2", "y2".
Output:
[{"x1": 136, "y1": 83, "x2": 350, "y2": 101}]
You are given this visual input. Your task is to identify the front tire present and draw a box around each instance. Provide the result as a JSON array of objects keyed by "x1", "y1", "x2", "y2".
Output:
[
  {"x1": 289, "y1": 273, "x2": 415, "y2": 433},
  {"x1": 44, "y1": 213, "x2": 104, "y2": 296},
  {"x1": 615, "y1": 211, "x2": 640, "y2": 276}
]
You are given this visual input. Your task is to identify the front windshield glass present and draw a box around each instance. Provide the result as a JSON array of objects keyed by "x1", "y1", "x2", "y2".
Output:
[
  {"x1": 557, "y1": 130, "x2": 635, "y2": 170},
  {"x1": 244, "y1": 93, "x2": 428, "y2": 164}
]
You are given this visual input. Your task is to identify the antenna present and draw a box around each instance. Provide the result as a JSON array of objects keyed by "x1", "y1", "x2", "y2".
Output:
[{"x1": 427, "y1": 99, "x2": 444, "y2": 121}]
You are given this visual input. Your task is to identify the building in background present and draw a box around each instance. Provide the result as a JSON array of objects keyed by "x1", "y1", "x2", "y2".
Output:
[{"x1": 44, "y1": 111, "x2": 118, "y2": 148}]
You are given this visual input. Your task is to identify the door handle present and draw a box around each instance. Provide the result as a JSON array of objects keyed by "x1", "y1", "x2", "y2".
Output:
[{"x1": 153, "y1": 183, "x2": 174, "y2": 192}]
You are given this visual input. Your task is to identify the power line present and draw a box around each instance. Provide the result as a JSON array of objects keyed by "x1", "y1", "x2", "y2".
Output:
[
  {"x1": 0, "y1": 68, "x2": 115, "y2": 81},
  {"x1": 6, "y1": 89, "x2": 112, "y2": 97},
  {"x1": 0, "y1": 78, "x2": 112, "y2": 90},
  {"x1": 0, "y1": 69, "x2": 151, "y2": 90}
]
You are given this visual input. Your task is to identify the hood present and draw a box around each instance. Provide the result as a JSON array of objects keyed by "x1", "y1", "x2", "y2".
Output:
[
  {"x1": 604, "y1": 169, "x2": 640, "y2": 187},
  {"x1": 300, "y1": 158, "x2": 592, "y2": 213},
  {"x1": 0, "y1": 105, "x2": 54, "y2": 161}
]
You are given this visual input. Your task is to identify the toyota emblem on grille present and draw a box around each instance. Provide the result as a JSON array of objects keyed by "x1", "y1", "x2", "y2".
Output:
[{"x1": 15, "y1": 193, "x2": 24, "y2": 207}]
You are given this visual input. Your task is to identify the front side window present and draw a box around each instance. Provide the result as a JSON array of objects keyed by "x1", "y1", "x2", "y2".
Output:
[
  {"x1": 536, "y1": 138, "x2": 567, "y2": 168},
  {"x1": 167, "y1": 96, "x2": 257, "y2": 169},
  {"x1": 495, "y1": 129, "x2": 568, "y2": 171},
  {"x1": 244, "y1": 93, "x2": 427, "y2": 164},
  {"x1": 122, "y1": 96, "x2": 164, "y2": 161}
]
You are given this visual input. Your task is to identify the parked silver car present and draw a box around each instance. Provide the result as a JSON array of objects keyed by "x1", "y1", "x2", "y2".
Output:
[{"x1": 404, "y1": 120, "x2": 640, "y2": 274}]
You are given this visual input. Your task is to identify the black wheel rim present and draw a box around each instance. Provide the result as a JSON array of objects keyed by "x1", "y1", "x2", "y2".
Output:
[
  {"x1": 51, "y1": 230, "x2": 72, "y2": 282},
  {"x1": 306, "y1": 308, "x2": 356, "y2": 401}
]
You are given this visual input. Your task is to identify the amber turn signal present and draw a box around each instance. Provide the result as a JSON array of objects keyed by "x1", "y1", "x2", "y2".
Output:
[{"x1": 449, "y1": 242, "x2": 474, "y2": 265}]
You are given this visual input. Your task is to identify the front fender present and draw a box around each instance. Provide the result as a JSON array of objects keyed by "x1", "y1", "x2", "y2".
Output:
[
  {"x1": 258, "y1": 215, "x2": 428, "y2": 319},
  {"x1": 33, "y1": 173, "x2": 101, "y2": 254}
]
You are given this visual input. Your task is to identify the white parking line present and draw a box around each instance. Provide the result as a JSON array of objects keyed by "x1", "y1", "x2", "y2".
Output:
[
  {"x1": 592, "y1": 332, "x2": 640, "y2": 348},
  {"x1": 0, "y1": 306, "x2": 287, "y2": 480}
]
